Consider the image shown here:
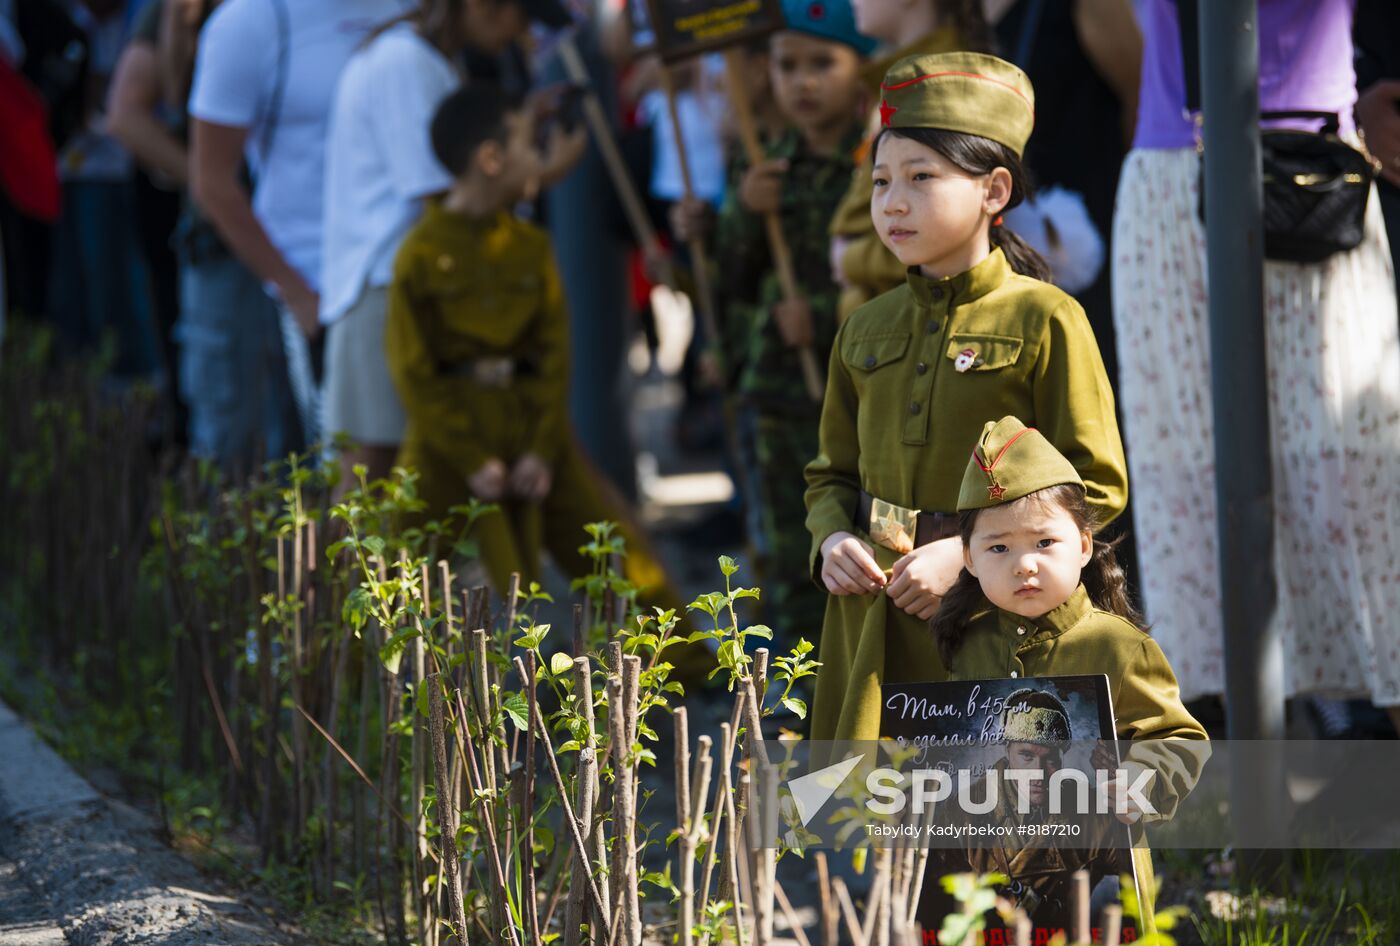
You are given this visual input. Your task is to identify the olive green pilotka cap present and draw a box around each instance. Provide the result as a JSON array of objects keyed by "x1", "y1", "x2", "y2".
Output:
[
  {"x1": 877, "y1": 51, "x2": 1036, "y2": 158},
  {"x1": 957, "y1": 416, "x2": 1084, "y2": 511},
  {"x1": 1001, "y1": 688, "x2": 1072, "y2": 747}
]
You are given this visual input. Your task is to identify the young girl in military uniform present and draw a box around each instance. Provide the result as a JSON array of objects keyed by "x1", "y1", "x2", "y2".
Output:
[
  {"x1": 928, "y1": 415, "x2": 1208, "y2": 935},
  {"x1": 803, "y1": 52, "x2": 1128, "y2": 744}
]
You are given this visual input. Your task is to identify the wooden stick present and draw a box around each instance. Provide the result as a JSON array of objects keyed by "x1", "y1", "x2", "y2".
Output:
[
  {"x1": 773, "y1": 883, "x2": 815, "y2": 946},
  {"x1": 516, "y1": 656, "x2": 613, "y2": 946},
  {"x1": 454, "y1": 688, "x2": 523, "y2": 946},
  {"x1": 860, "y1": 849, "x2": 889, "y2": 946},
  {"x1": 557, "y1": 37, "x2": 670, "y2": 271},
  {"x1": 1073, "y1": 869, "x2": 1090, "y2": 945},
  {"x1": 695, "y1": 721, "x2": 733, "y2": 946},
  {"x1": 522, "y1": 653, "x2": 543, "y2": 946},
  {"x1": 720, "y1": 47, "x2": 824, "y2": 402},
  {"x1": 815, "y1": 852, "x2": 838, "y2": 946},
  {"x1": 576, "y1": 657, "x2": 609, "y2": 936},
  {"x1": 1015, "y1": 911, "x2": 1032, "y2": 946},
  {"x1": 412, "y1": 606, "x2": 430, "y2": 946},
  {"x1": 675, "y1": 710, "x2": 695, "y2": 946},
  {"x1": 832, "y1": 877, "x2": 868, "y2": 946},
  {"x1": 426, "y1": 674, "x2": 469, "y2": 945},
  {"x1": 654, "y1": 61, "x2": 721, "y2": 350},
  {"x1": 1103, "y1": 904, "x2": 1123, "y2": 946}
]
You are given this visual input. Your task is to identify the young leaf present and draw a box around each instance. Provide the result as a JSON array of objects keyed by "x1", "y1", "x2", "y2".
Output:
[{"x1": 502, "y1": 692, "x2": 530, "y2": 731}]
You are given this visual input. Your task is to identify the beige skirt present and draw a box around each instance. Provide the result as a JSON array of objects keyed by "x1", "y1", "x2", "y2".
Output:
[
  {"x1": 1111, "y1": 147, "x2": 1400, "y2": 705},
  {"x1": 321, "y1": 284, "x2": 406, "y2": 446}
]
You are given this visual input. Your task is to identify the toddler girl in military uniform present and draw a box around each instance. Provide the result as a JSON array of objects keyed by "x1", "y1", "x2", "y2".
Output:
[
  {"x1": 927, "y1": 415, "x2": 1208, "y2": 935},
  {"x1": 804, "y1": 52, "x2": 1128, "y2": 743}
]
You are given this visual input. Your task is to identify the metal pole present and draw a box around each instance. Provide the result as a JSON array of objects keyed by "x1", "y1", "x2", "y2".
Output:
[{"x1": 1198, "y1": 0, "x2": 1287, "y2": 871}]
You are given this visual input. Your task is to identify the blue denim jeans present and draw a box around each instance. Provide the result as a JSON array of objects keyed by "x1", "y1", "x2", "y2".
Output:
[{"x1": 176, "y1": 255, "x2": 302, "y2": 475}]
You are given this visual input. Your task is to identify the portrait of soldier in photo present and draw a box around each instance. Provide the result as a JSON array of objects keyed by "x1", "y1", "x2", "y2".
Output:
[{"x1": 918, "y1": 688, "x2": 1136, "y2": 941}]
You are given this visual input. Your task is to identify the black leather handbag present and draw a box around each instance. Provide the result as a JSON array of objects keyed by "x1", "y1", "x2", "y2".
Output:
[
  {"x1": 1177, "y1": 1, "x2": 1378, "y2": 263},
  {"x1": 1220, "y1": 110, "x2": 1376, "y2": 264}
]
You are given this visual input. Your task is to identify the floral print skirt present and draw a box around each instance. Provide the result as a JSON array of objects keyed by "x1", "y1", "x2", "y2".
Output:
[{"x1": 1111, "y1": 147, "x2": 1400, "y2": 705}]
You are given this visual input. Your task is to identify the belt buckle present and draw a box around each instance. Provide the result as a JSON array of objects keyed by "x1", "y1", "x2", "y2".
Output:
[
  {"x1": 868, "y1": 497, "x2": 917, "y2": 554},
  {"x1": 473, "y1": 357, "x2": 514, "y2": 387}
]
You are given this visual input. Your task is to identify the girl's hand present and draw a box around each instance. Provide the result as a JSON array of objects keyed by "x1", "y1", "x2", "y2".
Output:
[
  {"x1": 771, "y1": 298, "x2": 814, "y2": 348},
  {"x1": 739, "y1": 158, "x2": 787, "y2": 215},
  {"x1": 886, "y1": 537, "x2": 965, "y2": 620},
  {"x1": 829, "y1": 235, "x2": 852, "y2": 287},
  {"x1": 820, "y1": 531, "x2": 886, "y2": 596},
  {"x1": 468, "y1": 458, "x2": 509, "y2": 502},
  {"x1": 667, "y1": 196, "x2": 712, "y2": 243},
  {"x1": 1100, "y1": 767, "x2": 1148, "y2": 825},
  {"x1": 510, "y1": 452, "x2": 552, "y2": 502}
]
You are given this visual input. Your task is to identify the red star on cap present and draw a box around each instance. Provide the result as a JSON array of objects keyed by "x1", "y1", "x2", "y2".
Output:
[
  {"x1": 878, "y1": 98, "x2": 898, "y2": 126},
  {"x1": 987, "y1": 483, "x2": 1007, "y2": 501}
]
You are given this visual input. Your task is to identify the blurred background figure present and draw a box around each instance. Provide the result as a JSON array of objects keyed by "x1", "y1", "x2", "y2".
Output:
[
  {"x1": 188, "y1": 0, "x2": 411, "y2": 451},
  {"x1": 1111, "y1": 0, "x2": 1400, "y2": 732},
  {"x1": 47, "y1": 0, "x2": 160, "y2": 386},
  {"x1": 319, "y1": 0, "x2": 575, "y2": 496},
  {"x1": 108, "y1": 0, "x2": 301, "y2": 472},
  {"x1": 1355, "y1": 0, "x2": 1400, "y2": 305},
  {"x1": 985, "y1": 0, "x2": 1140, "y2": 389}
]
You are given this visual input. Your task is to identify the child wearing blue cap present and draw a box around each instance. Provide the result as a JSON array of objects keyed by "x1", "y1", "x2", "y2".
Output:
[{"x1": 672, "y1": 0, "x2": 875, "y2": 645}]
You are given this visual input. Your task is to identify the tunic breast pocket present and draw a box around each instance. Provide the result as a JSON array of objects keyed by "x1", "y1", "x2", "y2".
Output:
[
  {"x1": 944, "y1": 333, "x2": 1023, "y2": 374},
  {"x1": 843, "y1": 332, "x2": 911, "y2": 373}
]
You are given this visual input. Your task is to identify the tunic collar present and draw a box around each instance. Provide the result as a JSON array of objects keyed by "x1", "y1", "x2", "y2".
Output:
[
  {"x1": 996, "y1": 584, "x2": 1093, "y2": 642},
  {"x1": 422, "y1": 200, "x2": 509, "y2": 235},
  {"x1": 906, "y1": 247, "x2": 1011, "y2": 308}
]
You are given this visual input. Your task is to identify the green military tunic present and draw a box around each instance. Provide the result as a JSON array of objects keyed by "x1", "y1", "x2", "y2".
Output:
[
  {"x1": 803, "y1": 248, "x2": 1128, "y2": 744},
  {"x1": 712, "y1": 125, "x2": 864, "y2": 644},
  {"x1": 385, "y1": 203, "x2": 677, "y2": 605}
]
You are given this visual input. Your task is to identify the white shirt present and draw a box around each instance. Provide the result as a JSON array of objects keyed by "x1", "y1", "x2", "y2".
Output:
[
  {"x1": 320, "y1": 22, "x2": 457, "y2": 324},
  {"x1": 189, "y1": 0, "x2": 409, "y2": 290}
]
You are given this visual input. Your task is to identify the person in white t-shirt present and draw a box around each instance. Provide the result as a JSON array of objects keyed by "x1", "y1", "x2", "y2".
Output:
[
  {"x1": 318, "y1": 0, "x2": 572, "y2": 490},
  {"x1": 188, "y1": 0, "x2": 409, "y2": 448}
]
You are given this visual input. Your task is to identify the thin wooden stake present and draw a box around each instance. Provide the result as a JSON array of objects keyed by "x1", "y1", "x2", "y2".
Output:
[
  {"x1": 515, "y1": 657, "x2": 613, "y2": 946},
  {"x1": 427, "y1": 674, "x2": 469, "y2": 945},
  {"x1": 1073, "y1": 869, "x2": 1090, "y2": 945},
  {"x1": 816, "y1": 852, "x2": 838, "y2": 946},
  {"x1": 1104, "y1": 903, "x2": 1123, "y2": 946}
]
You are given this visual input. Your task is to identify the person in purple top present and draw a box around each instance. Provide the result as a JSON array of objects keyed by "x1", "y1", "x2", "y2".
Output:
[{"x1": 1111, "y1": 0, "x2": 1400, "y2": 731}]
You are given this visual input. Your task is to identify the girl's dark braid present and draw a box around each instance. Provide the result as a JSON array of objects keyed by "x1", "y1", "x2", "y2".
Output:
[{"x1": 931, "y1": 567, "x2": 987, "y2": 670}]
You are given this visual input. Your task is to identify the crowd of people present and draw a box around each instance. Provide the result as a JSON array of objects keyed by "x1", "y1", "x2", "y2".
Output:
[{"x1": 3, "y1": 0, "x2": 1400, "y2": 740}]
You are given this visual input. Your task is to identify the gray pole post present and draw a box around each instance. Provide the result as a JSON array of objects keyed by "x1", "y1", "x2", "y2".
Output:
[{"x1": 1198, "y1": 0, "x2": 1287, "y2": 866}]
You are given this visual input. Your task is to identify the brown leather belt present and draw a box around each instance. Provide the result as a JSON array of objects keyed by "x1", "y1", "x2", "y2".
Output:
[{"x1": 855, "y1": 489, "x2": 960, "y2": 553}]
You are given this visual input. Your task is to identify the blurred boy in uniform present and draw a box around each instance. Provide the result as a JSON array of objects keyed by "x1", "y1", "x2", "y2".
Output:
[{"x1": 386, "y1": 85, "x2": 680, "y2": 610}]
